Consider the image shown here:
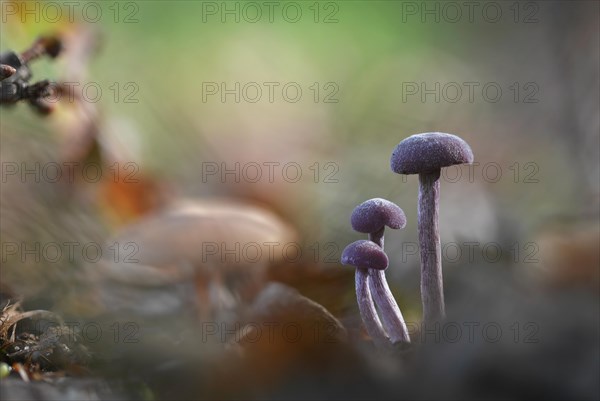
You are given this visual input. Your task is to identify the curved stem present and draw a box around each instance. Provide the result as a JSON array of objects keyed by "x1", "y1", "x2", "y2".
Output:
[
  {"x1": 368, "y1": 270, "x2": 410, "y2": 343},
  {"x1": 355, "y1": 268, "x2": 388, "y2": 348},
  {"x1": 368, "y1": 230, "x2": 410, "y2": 344},
  {"x1": 418, "y1": 170, "x2": 445, "y2": 323}
]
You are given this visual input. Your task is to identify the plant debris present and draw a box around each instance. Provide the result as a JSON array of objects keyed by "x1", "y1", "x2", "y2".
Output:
[{"x1": 0, "y1": 301, "x2": 91, "y2": 382}]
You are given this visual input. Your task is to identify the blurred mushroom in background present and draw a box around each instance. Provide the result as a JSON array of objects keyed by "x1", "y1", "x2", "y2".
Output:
[{"x1": 89, "y1": 197, "x2": 297, "y2": 323}]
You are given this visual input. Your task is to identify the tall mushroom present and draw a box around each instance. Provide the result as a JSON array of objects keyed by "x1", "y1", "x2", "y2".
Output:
[
  {"x1": 350, "y1": 198, "x2": 410, "y2": 344},
  {"x1": 341, "y1": 240, "x2": 389, "y2": 348},
  {"x1": 390, "y1": 132, "x2": 473, "y2": 323}
]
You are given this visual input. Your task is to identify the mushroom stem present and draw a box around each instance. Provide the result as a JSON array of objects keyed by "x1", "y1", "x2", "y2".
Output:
[
  {"x1": 368, "y1": 229, "x2": 410, "y2": 344},
  {"x1": 417, "y1": 170, "x2": 445, "y2": 323},
  {"x1": 355, "y1": 268, "x2": 388, "y2": 348}
]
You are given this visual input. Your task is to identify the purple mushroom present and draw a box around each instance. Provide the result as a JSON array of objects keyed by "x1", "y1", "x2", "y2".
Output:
[
  {"x1": 351, "y1": 198, "x2": 410, "y2": 344},
  {"x1": 341, "y1": 240, "x2": 389, "y2": 347},
  {"x1": 390, "y1": 132, "x2": 473, "y2": 323}
]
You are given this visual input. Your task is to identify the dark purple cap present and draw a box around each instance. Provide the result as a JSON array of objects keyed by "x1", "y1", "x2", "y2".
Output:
[
  {"x1": 390, "y1": 132, "x2": 474, "y2": 175},
  {"x1": 350, "y1": 198, "x2": 406, "y2": 233},
  {"x1": 341, "y1": 240, "x2": 389, "y2": 270}
]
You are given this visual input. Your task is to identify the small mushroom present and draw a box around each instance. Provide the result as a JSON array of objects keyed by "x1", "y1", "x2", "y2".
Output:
[
  {"x1": 391, "y1": 132, "x2": 473, "y2": 323},
  {"x1": 341, "y1": 240, "x2": 389, "y2": 347},
  {"x1": 351, "y1": 198, "x2": 410, "y2": 344}
]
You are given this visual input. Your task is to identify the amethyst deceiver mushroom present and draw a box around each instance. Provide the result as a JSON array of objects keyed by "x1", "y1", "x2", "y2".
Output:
[
  {"x1": 390, "y1": 132, "x2": 473, "y2": 323},
  {"x1": 351, "y1": 198, "x2": 410, "y2": 344},
  {"x1": 341, "y1": 240, "x2": 389, "y2": 347}
]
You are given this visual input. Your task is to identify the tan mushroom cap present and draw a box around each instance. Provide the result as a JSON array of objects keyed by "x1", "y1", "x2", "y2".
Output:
[
  {"x1": 99, "y1": 199, "x2": 296, "y2": 279},
  {"x1": 93, "y1": 199, "x2": 297, "y2": 316}
]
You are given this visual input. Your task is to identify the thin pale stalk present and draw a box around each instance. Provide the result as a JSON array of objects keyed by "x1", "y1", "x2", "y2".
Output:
[
  {"x1": 368, "y1": 230, "x2": 410, "y2": 343},
  {"x1": 355, "y1": 268, "x2": 388, "y2": 348},
  {"x1": 418, "y1": 171, "x2": 445, "y2": 323}
]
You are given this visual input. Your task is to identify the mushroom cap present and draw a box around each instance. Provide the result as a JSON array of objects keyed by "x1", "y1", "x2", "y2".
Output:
[
  {"x1": 103, "y1": 198, "x2": 296, "y2": 276},
  {"x1": 341, "y1": 240, "x2": 389, "y2": 270},
  {"x1": 93, "y1": 199, "x2": 297, "y2": 317},
  {"x1": 390, "y1": 132, "x2": 474, "y2": 175},
  {"x1": 350, "y1": 198, "x2": 406, "y2": 233}
]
